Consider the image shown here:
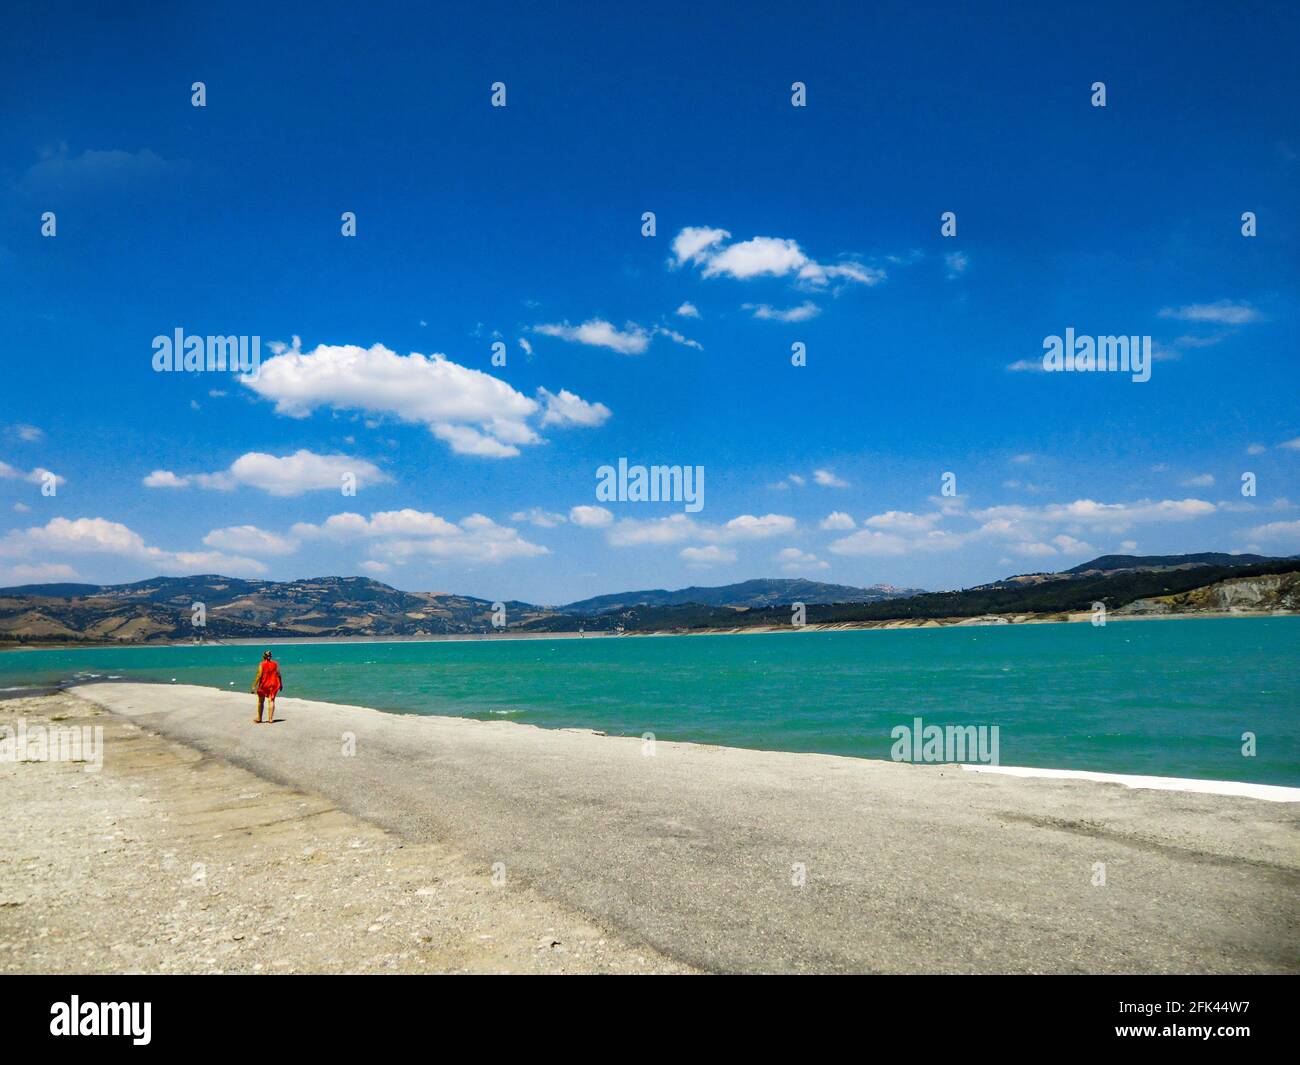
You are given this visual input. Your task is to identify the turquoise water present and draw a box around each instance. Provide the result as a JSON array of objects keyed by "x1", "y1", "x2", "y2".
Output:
[{"x1": 3, "y1": 617, "x2": 1297, "y2": 786}]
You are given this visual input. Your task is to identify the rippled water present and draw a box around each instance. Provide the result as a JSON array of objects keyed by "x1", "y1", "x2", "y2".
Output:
[{"x1": 2, "y1": 617, "x2": 1296, "y2": 785}]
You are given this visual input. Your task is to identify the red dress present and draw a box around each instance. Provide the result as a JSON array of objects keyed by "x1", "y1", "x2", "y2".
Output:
[{"x1": 255, "y1": 660, "x2": 282, "y2": 698}]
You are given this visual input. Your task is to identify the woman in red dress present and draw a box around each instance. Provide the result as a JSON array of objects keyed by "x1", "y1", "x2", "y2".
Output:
[{"x1": 251, "y1": 650, "x2": 283, "y2": 723}]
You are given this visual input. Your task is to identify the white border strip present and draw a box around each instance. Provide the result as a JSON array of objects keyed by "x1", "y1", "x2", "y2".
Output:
[{"x1": 962, "y1": 764, "x2": 1300, "y2": 803}]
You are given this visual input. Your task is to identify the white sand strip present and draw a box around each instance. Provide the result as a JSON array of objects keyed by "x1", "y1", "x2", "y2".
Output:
[{"x1": 962, "y1": 765, "x2": 1300, "y2": 803}]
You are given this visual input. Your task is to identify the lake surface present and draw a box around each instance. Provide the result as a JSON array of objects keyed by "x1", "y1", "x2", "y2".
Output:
[{"x1": 3, "y1": 617, "x2": 1296, "y2": 785}]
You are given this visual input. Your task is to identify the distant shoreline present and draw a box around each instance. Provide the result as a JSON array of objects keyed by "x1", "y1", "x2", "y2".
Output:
[{"x1": 1, "y1": 606, "x2": 1296, "y2": 651}]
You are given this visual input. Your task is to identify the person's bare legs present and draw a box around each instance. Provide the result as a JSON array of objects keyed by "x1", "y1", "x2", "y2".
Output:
[
  {"x1": 254, "y1": 695, "x2": 264, "y2": 723},
  {"x1": 266, "y1": 695, "x2": 276, "y2": 724}
]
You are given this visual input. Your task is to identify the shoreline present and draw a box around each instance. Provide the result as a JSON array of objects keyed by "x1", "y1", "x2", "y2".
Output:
[
  {"x1": 45, "y1": 682, "x2": 1300, "y2": 973},
  {"x1": 0, "y1": 673, "x2": 1294, "y2": 794},
  {"x1": 2, "y1": 606, "x2": 1295, "y2": 652}
]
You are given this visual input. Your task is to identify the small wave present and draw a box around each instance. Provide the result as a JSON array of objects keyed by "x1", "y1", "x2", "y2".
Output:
[{"x1": 488, "y1": 708, "x2": 526, "y2": 715}]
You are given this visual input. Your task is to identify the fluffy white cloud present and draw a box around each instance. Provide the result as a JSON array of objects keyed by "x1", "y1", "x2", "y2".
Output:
[
  {"x1": 775, "y1": 547, "x2": 829, "y2": 572},
  {"x1": 569, "y1": 505, "x2": 613, "y2": 528},
  {"x1": 1248, "y1": 519, "x2": 1300, "y2": 542},
  {"x1": 0, "y1": 517, "x2": 265, "y2": 576},
  {"x1": 291, "y1": 509, "x2": 546, "y2": 566},
  {"x1": 145, "y1": 450, "x2": 391, "y2": 497},
  {"x1": 510, "y1": 507, "x2": 567, "y2": 528},
  {"x1": 813, "y1": 469, "x2": 849, "y2": 488},
  {"x1": 863, "y1": 511, "x2": 942, "y2": 533},
  {"x1": 1158, "y1": 300, "x2": 1261, "y2": 324},
  {"x1": 654, "y1": 326, "x2": 703, "y2": 351},
  {"x1": 944, "y1": 251, "x2": 969, "y2": 278},
  {"x1": 2, "y1": 562, "x2": 79, "y2": 584},
  {"x1": 1181, "y1": 473, "x2": 1215, "y2": 487},
  {"x1": 828, "y1": 529, "x2": 910, "y2": 557},
  {"x1": 670, "y1": 225, "x2": 885, "y2": 289},
  {"x1": 819, "y1": 511, "x2": 855, "y2": 530},
  {"x1": 202, "y1": 525, "x2": 299, "y2": 556},
  {"x1": 744, "y1": 301, "x2": 821, "y2": 322},
  {"x1": 0, "y1": 461, "x2": 64, "y2": 487},
  {"x1": 239, "y1": 339, "x2": 605, "y2": 457},
  {"x1": 143, "y1": 470, "x2": 189, "y2": 489},
  {"x1": 536, "y1": 387, "x2": 612, "y2": 428},
  {"x1": 1279, "y1": 437, "x2": 1300, "y2": 451},
  {"x1": 675, "y1": 301, "x2": 700, "y2": 319},
  {"x1": 973, "y1": 498, "x2": 1215, "y2": 534},
  {"x1": 533, "y1": 319, "x2": 650, "y2": 355},
  {"x1": 606, "y1": 513, "x2": 795, "y2": 548}
]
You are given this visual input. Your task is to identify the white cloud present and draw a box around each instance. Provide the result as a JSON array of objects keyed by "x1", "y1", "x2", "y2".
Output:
[
  {"x1": 1181, "y1": 473, "x2": 1215, "y2": 487},
  {"x1": 606, "y1": 512, "x2": 795, "y2": 548},
  {"x1": 675, "y1": 301, "x2": 700, "y2": 319},
  {"x1": 813, "y1": 468, "x2": 849, "y2": 488},
  {"x1": 1158, "y1": 300, "x2": 1262, "y2": 324},
  {"x1": 536, "y1": 387, "x2": 612, "y2": 428},
  {"x1": 240, "y1": 339, "x2": 604, "y2": 458},
  {"x1": 10, "y1": 425, "x2": 44, "y2": 442},
  {"x1": 744, "y1": 301, "x2": 821, "y2": 322},
  {"x1": 143, "y1": 470, "x2": 190, "y2": 488},
  {"x1": 944, "y1": 251, "x2": 968, "y2": 278},
  {"x1": 359, "y1": 560, "x2": 391, "y2": 575},
  {"x1": 1279, "y1": 437, "x2": 1300, "y2": 451},
  {"x1": 1120, "y1": 540, "x2": 1138, "y2": 552},
  {"x1": 1006, "y1": 358, "x2": 1046, "y2": 373},
  {"x1": 680, "y1": 545, "x2": 736, "y2": 565},
  {"x1": 863, "y1": 511, "x2": 942, "y2": 533},
  {"x1": 1, "y1": 461, "x2": 65, "y2": 487},
  {"x1": 0, "y1": 517, "x2": 266, "y2": 576},
  {"x1": 202, "y1": 525, "x2": 299, "y2": 556},
  {"x1": 1247, "y1": 519, "x2": 1300, "y2": 542},
  {"x1": 2, "y1": 562, "x2": 79, "y2": 584},
  {"x1": 670, "y1": 225, "x2": 884, "y2": 289},
  {"x1": 1247, "y1": 443, "x2": 1266, "y2": 455},
  {"x1": 533, "y1": 319, "x2": 651, "y2": 355},
  {"x1": 518, "y1": 337, "x2": 533, "y2": 356},
  {"x1": 819, "y1": 511, "x2": 855, "y2": 530},
  {"x1": 827, "y1": 529, "x2": 910, "y2": 557},
  {"x1": 972, "y1": 498, "x2": 1215, "y2": 535},
  {"x1": 290, "y1": 509, "x2": 546, "y2": 565},
  {"x1": 146, "y1": 450, "x2": 391, "y2": 497},
  {"x1": 569, "y1": 505, "x2": 613, "y2": 528},
  {"x1": 654, "y1": 326, "x2": 703, "y2": 351},
  {"x1": 510, "y1": 507, "x2": 567, "y2": 528},
  {"x1": 775, "y1": 547, "x2": 829, "y2": 572}
]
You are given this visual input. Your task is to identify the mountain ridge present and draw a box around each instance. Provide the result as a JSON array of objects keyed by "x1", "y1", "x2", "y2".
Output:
[{"x1": 1, "y1": 553, "x2": 1296, "y2": 643}]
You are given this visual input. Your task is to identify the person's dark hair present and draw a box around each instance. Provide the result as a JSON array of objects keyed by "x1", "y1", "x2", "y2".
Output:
[{"x1": 263, "y1": 650, "x2": 273, "y2": 660}]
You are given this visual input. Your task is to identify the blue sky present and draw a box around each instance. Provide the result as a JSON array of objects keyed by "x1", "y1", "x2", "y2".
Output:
[{"x1": 1, "y1": 0, "x2": 1297, "y2": 603}]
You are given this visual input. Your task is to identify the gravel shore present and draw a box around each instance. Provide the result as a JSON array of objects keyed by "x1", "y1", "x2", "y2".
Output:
[{"x1": 0, "y1": 691, "x2": 690, "y2": 974}]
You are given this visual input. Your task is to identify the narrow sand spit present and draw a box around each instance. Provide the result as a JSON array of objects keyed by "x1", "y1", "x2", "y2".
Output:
[
  {"x1": 0, "y1": 692, "x2": 690, "y2": 974},
  {"x1": 10, "y1": 683, "x2": 1300, "y2": 973}
]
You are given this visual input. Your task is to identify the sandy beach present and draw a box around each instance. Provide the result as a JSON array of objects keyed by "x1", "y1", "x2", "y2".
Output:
[
  {"x1": 0, "y1": 682, "x2": 1292, "y2": 974},
  {"x1": 0, "y1": 691, "x2": 689, "y2": 974}
]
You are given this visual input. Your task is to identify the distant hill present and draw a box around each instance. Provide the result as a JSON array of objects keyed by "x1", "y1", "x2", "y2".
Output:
[
  {"x1": 561, "y1": 578, "x2": 924, "y2": 614},
  {"x1": 0, "y1": 575, "x2": 562, "y2": 643},
  {"x1": 978, "y1": 552, "x2": 1287, "y2": 590},
  {"x1": 2, "y1": 554, "x2": 1296, "y2": 644},
  {"x1": 523, "y1": 555, "x2": 1300, "y2": 634}
]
